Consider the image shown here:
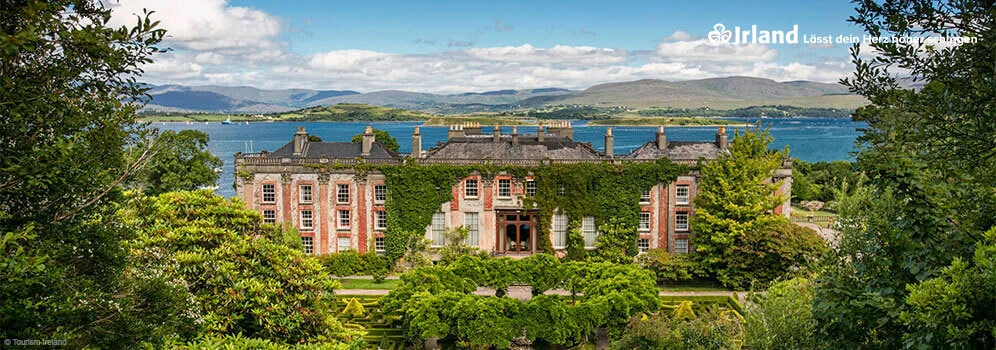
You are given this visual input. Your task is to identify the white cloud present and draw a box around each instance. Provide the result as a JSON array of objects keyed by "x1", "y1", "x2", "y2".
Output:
[{"x1": 656, "y1": 39, "x2": 779, "y2": 62}]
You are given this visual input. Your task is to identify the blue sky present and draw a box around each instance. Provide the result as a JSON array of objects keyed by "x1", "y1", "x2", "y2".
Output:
[{"x1": 107, "y1": 0, "x2": 866, "y2": 93}]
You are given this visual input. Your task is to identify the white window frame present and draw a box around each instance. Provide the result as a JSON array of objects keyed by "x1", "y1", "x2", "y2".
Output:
[
  {"x1": 374, "y1": 184, "x2": 387, "y2": 203},
  {"x1": 465, "y1": 179, "x2": 479, "y2": 198},
  {"x1": 676, "y1": 185, "x2": 690, "y2": 205},
  {"x1": 675, "y1": 212, "x2": 689, "y2": 231},
  {"x1": 525, "y1": 180, "x2": 537, "y2": 196},
  {"x1": 337, "y1": 237, "x2": 351, "y2": 252},
  {"x1": 640, "y1": 188, "x2": 651, "y2": 203},
  {"x1": 639, "y1": 212, "x2": 651, "y2": 231},
  {"x1": 374, "y1": 210, "x2": 387, "y2": 230},
  {"x1": 302, "y1": 236, "x2": 314, "y2": 254},
  {"x1": 497, "y1": 179, "x2": 511, "y2": 198},
  {"x1": 299, "y1": 185, "x2": 313, "y2": 203},
  {"x1": 582, "y1": 216, "x2": 597, "y2": 249},
  {"x1": 464, "y1": 212, "x2": 479, "y2": 247},
  {"x1": 430, "y1": 212, "x2": 446, "y2": 247},
  {"x1": 674, "y1": 238, "x2": 689, "y2": 254},
  {"x1": 552, "y1": 214, "x2": 568, "y2": 249},
  {"x1": 336, "y1": 184, "x2": 350, "y2": 204},
  {"x1": 262, "y1": 210, "x2": 276, "y2": 225},
  {"x1": 374, "y1": 237, "x2": 386, "y2": 253},
  {"x1": 338, "y1": 209, "x2": 351, "y2": 229},
  {"x1": 261, "y1": 184, "x2": 275, "y2": 203},
  {"x1": 300, "y1": 210, "x2": 313, "y2": 230},
  {"x1": 637, "y1": 238, "x2": 650, "y2": 253}
]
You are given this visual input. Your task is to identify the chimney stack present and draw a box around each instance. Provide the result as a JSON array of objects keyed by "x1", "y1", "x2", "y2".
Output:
[
  {"x1": 293, "y1": 126, "x2": 308, "y2": 156},
  {"x1": 511, "y1": 125, "x2": 519, "y2": 147},
  {"x1": 604, "y1": 127, "x2": 614, "y2": 158},
  {"x1": 447, "y1": 124, "x2": 465, "y2": 140},
  {"x1": 548, "y1": 120, "x2": 574, "y2": 140},
  {"x1": 656, "y1": 125, "x2": 668, "y2": 151},
  {"x1": 361, "y1": 125, "x2": 375, "y2": 156},
  {"x1": 716, "y1": 126, "x2": 728, "y2": 150},
  {"x1": 412, "y1": 126, "x2": 422, "y2": 158},
  {"x1": 463, "y1": 122, "x2": 482, "y2": 135},
  {"x1": 537, "y1": 122, "x2": 544, "y2": 142},
  {"x1": 493, "y1": 124, "x2": 501, "y2": 142}
]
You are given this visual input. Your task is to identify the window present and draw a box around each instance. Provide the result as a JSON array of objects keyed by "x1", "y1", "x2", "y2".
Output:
[
  {"x1": 302, "y1": 236, "x2": 314, "y2": 254},
  {"x1": 639, "y1": 212, "x2": 651, "y2": 231},
  {"x1": 338, "y1": 210, "x2": 350, "y2": 228},
  {"x1": 558, "y1": 186, "x2": 566, "y2": 196},
  {"x1": 464, "y1": 212, "x2": 479, "y2": 247},
  {"x1": 430, "y1": 213, "x2": 446, "y2": 247},
  {"x1": 497, "y1": 179, "x2": 511, "y2": 198},
  {"x1": 552, "y1": 214, "x2": 568, "y2": 249},
  {"x1": 375, "y1": 237, "x2": 385, "y2": 253},
  {"x1": 674, "y1": 238, "x2": 689, "y2": 254},
  {"x1": 582, "y1": 216, "x2": 597, "y2": 248},
  {"x1": 300, "y1": 210, "x2": 313, "y2": 230},
  {"x1": 640, "y1": 188, "x2": 651, "y2": 203},
  {"x1": 299, "y1": 185, "x2": 313, "y2": 203},
  {"x1": 337, "y1": 237, "x2": 351, "y2": 252},
  {"x1": 638, "y1": 238, "x2": 650, "y2": 253},
  {"x1": 675, "y1": 213, "x2": 689, "y2": 231},
  {"x1": 374, "y1": 211, "x2": 387, "y2": 230},
  {"x1": 262, "y1": 210, "x2": 276, "y2": 224},
  {"x1": 262, "y1": 184, "x2": 275, "y2": 203},
  {"x1": 465, "y1": 179, "x2": 479, "y2": 198},
  {"x1": 336, "y1": 184, "x2": 350, "y2": 204},
  {"x1": 374, "y1": 184, "x2": 387, "y2": 203},
  {"x1": 676, "y1": 185, "x2": 690, "y2": 205},
  {"x1": 525, "y1": 180, "x2": 537, "y2": 196}
]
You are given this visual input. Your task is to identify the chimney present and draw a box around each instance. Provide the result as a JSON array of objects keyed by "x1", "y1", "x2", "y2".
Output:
[
  {"x1": 511, "y1": 125, "x2": 519, "y2": 147},
  {"x1": 361, "y1": 125, "x2": 375, "y2": 156},
  {"x1": 293, "y1": 126, "x2": 308, "y2": 156},
  {"x1": 412, "y1": 126, "x2": 422, "y2": 158},
  {"x1": 656, "y1": 125, "x2": 668, "y2": 151},
  {"x1": 548, "y1": 120, "x2": 574, "y2": 140},
  {"x1": 447, "y1": 124, "x2": 465, "y2": 140},
  {"x1": 716, "y1": 126, "x2": 728, "y2": 150},
  {"x1": 493, "y1": 124, "x2": 501, "y2": 142},
  {"x1": 604, "y1": 127, "x2": 614, "y2": 158},
  {"x1": 464, "y1": 122, "x2": 482, "y2": 135},
  {"x1": 537, "y1": 122, "x2": 544, "y2": 142}
]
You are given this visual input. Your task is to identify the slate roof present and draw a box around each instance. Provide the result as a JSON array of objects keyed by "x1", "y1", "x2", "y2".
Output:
[
  {"x1": 628, "y1": 141, "x2": 724, "y2": 160},
  {"x1": 424, "y1": 134, "x2": 602, "y2": 160},
  {"x1": 268, "y1": 141, "x2": 399, "y2": 159}
]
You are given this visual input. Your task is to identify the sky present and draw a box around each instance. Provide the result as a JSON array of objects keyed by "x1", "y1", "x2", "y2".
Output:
[{"x1": 104, "y1": 0, "x2": 870, "y2": 93}]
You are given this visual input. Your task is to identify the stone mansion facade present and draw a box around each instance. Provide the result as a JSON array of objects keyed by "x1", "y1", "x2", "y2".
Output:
[{"x1": 233, "y1": 123, "x2": 793, "y2": 256}]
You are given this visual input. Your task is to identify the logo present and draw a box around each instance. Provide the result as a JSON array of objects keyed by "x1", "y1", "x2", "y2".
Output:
[{"x1": 707, "y1": 24, "x2": 733, "y2": 45}]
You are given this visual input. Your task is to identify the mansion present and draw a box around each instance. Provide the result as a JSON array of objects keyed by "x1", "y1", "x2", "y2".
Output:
[{"x1": 233, "y1": 123, "x2": 793, "y2": 256}]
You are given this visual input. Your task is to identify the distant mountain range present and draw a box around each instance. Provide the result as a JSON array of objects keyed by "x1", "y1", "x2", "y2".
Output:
[{"x1": 141, "y1": 76, "x2": 865, "y2": 114}]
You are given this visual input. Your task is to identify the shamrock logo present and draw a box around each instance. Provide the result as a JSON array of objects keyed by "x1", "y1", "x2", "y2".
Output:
[{"x1": 708, "y1": 23, "x2": 733, "y2": 45}]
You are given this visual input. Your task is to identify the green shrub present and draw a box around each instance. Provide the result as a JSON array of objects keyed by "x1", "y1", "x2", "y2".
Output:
[
  {"x1": 613, "y1": 308, "x2": 744, "y2": 350},
  {"x1": 636, "y1": 248, "x2": 706, "y2": 283},
  {"x1": 744, "y1": 278, "x2": 816, "y2": 350},
  {"x1": 321, "y1": 252, "x2": 390, "y2": 278}
]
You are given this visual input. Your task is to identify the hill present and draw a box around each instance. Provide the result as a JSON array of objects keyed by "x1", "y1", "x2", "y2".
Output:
[{"x1": 272, "y1": 103, "x2": 435, "y2": 121}]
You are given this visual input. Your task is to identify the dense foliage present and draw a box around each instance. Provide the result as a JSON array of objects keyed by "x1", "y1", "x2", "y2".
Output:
[
  {"x1": 814, "y1": 1, "x2": 996, "y2": 348},
  {"x1": 320, "y1": 251, "x2": 390, "y2": 281},
  {"x1": 636, "y1": 248, "x2": 706, "y2": 284},
  {"x1": 0, "y1": 1, "x2": 168, "y2": 346},
  {"x1": 790, "y1": 160, "x2": 864, "y2": 202},
  {"x1": 613, "y1": 308, "x2": 745, "y2": 349},
  {"x1": 120, "y1": 191, "x2": 361, "y2": 345},
  {"x1": 744, "y1": 278, "x2": 817, "y2": 350},
  {"x1": 129, "y1": 129, "x2": 222, "y2": 195},
  {"x1": 382, "y1": 255, "x2": 660, "y2": 347},
  {"x1": 692, "y1": 125, "x2": 824, "y2": 288},
  {"x1": 350, "y1": 128, "x2": 400, "y2": 153}
]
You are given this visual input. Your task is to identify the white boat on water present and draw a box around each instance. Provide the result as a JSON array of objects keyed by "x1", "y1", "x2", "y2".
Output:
[{"x1": 222, "y1": 117, "x2": 232, "y2": 125}]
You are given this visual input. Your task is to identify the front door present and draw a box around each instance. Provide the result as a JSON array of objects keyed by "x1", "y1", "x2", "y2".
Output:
[{"x1": 496, "y1": 210, "x2": 537, "y2": 254}]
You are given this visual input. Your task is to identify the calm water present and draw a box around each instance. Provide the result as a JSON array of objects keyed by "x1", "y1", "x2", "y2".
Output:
[{"x1": 156, "y1": 117, "x2": 867, "y2": 198}]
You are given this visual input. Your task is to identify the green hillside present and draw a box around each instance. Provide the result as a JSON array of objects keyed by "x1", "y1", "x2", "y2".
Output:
[{"x1": 273, "y1": 103, "x2": 434, "y2": 121}]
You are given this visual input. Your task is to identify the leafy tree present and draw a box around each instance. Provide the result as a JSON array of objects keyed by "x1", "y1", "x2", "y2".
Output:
[
  {"x1": 814, "y1": 1, "x2": 996, "y2": 347},
  {"x1": 591, "y1": 217, "x2": 637, "y2": 264},
  {"x1": 120, "y1": 190, "x2": 361, "y2": 345},
  {"x1": 692, "y1": 125, "x2": 822, "y2": 289},
  {"x1": 635, "y1": 248, "x2": 706, "y2": 284},
  {"x1": 613, "y1": 309, "x2": 744, "y2": 350},
  {"x1": 744, "y1": 278, "x2": 817, "y2": 350},
  {"x1": 350, "y1": 128, "x2": 400, "y2": 152},
  {"x1": 0, "y1": 1, "x2": 169, "y2": 346},
  {"x1": 131, "y1": 130, "x2": 222, "y2": 195}
]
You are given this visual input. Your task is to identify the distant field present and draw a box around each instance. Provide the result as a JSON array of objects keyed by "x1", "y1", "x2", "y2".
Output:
[
  {"x1": 138, "y1": 114, "x2": 257, "y2": 122},
  {"x1": 588, "y1": 117, "x2": 746, "y2": 126},
  {"x1": 423, "y1": 115, "x2": 529, "y2": 126}
]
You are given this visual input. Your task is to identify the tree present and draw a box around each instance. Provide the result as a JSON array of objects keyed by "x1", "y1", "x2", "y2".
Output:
[
  {"x1": 0, "y1": 1, "x2": 167, "y2": 346},
  {"x1": 744, "y1": 278, "x2": 817, "y2": 350},
  {"x1": 350, "y1": 128, "x2": 400, "y2": 152},
  {"x1": 131, "y1": 130, "x2": 222, "y2": 195},
  {"x1": 691, "y1": 125, "x2": 821, "y2": 289},
  {"x1": 814, "y1": 1, "x2": 996, "y2": 347}
]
